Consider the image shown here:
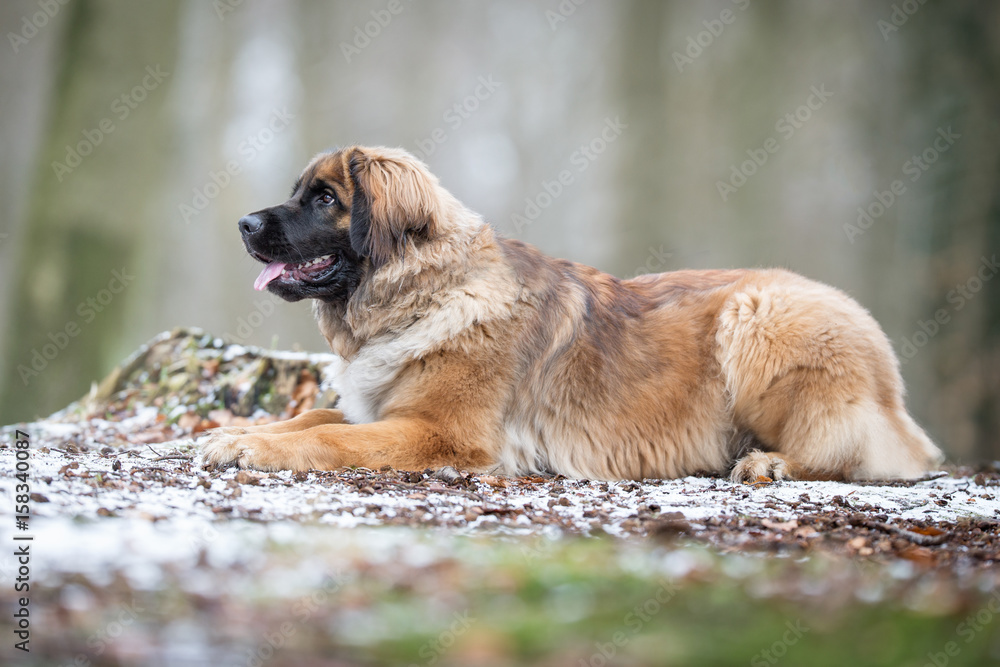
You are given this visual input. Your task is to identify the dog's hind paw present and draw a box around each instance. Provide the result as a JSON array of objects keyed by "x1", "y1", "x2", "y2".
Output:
[{"x1": 730, "y1": 450, "x2": 794, "y2": 483}]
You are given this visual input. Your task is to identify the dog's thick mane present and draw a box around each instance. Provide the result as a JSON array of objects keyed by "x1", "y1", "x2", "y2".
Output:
[{"x1": 315, "y1": 148, "x2": 518, "y2": 363}]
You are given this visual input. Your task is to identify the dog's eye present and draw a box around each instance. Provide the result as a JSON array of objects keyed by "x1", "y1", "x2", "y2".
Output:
[{"x1": 318, "y1": 191, "x2": 335, "y2": 206}]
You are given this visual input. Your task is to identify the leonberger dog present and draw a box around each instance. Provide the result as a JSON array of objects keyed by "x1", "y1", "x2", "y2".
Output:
[{"x1": 201, "y1": 146, "x2": 943, "y2": 481}]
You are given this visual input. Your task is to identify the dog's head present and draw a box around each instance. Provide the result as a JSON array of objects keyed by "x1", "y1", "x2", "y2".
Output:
[{"x1": 239, "y1": 146, "x2": 442, "y2": 303}]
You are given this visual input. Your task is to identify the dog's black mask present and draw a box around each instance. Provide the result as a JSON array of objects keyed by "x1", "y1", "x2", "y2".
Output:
[{"x1": 238, "y1": 155, "x2": 363, "y2": 303}]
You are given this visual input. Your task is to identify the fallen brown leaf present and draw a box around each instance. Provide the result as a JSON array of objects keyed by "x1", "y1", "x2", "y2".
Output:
[
  {"x1": 479, "y1": 475, "x2": 509, "y2": 489},
  {"x1": 177, "y1": 412, "x2": 200, "y2": 432},
  {"x1": 762, "y1": 518, "x2": 798, "y2": 532},
  {"x1": 191, "y1": 419, "x2": 220, "y2": 435},
  {"x1": 235, "y1": 470, "x2": 261, "y2": 486},
  {"x1": 898, "y1": 545, "x2": 936, "y2": 566}
]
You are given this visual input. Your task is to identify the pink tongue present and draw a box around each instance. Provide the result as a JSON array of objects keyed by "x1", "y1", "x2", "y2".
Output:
[{"x1": 254, "y1": 261, "x2": 286, "y2": 291}]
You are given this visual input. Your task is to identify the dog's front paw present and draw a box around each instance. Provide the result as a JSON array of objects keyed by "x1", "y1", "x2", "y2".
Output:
[
  {"x1": 200, "y1": 428, "x2": 303, "y2": 472},
  {"x1": 200, "y1": 430, "x2": 253, "y2": 470},
  {"x1": 730, "y1": 450, "x2": 794, "y2": 483}
]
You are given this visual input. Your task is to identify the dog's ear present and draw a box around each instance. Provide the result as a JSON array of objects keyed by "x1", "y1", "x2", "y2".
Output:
[{"x1": 348, "y1": 147, "x2": 438, "y2": 268}]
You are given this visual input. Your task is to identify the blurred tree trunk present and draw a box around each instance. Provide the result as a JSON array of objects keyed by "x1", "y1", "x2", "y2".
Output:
[
  {"x1": 895, "y1": 0, "x2": 1000, "y2": 463},
  {"x1": 0, "y1": 0, "x2": 181, "y2": 423},
  {"x1": 0, "y1": 1, "x2": 63, "y2": 419}
]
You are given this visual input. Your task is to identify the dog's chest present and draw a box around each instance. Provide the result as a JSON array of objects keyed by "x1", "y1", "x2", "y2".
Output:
[
  {"x1": 326, "y1": 327, "x2": 441, "y2": 424},
  {"x1": 326, "y1": 349, "x2": 402, "y2": 424}
]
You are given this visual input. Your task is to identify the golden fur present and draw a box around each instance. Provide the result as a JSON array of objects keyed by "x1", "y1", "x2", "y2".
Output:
[{"x1": 202, "y1": 146, "x2": 944, "y2": 481}]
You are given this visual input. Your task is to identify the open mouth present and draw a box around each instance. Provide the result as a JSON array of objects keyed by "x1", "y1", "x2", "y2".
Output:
[{"x1": 253, "y1": 254, "x2": 339, "y2": 291}]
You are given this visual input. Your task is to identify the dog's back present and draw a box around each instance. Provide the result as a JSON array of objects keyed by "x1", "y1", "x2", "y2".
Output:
[{"x1": 496, "y1": 241, "x2": 942, "y2": 481}]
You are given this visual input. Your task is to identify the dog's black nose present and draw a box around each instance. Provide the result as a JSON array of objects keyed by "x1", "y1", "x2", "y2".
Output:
[{"x1": 239, "y1": 214, "x2": 263, "y2": 236}]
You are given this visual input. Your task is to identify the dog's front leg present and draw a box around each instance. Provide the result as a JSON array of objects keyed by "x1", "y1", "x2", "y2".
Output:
[
  {"x1": 202, "y1": 408, "x2": 346, "y2": 440},
  {"x1": 201, "y1": 417, "x2": 490, "y2": 472}
]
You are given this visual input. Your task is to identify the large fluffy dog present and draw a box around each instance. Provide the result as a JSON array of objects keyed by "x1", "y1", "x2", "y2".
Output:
[{"x1": 201, "y1": 146, "x2": 943, "y2": 481}]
